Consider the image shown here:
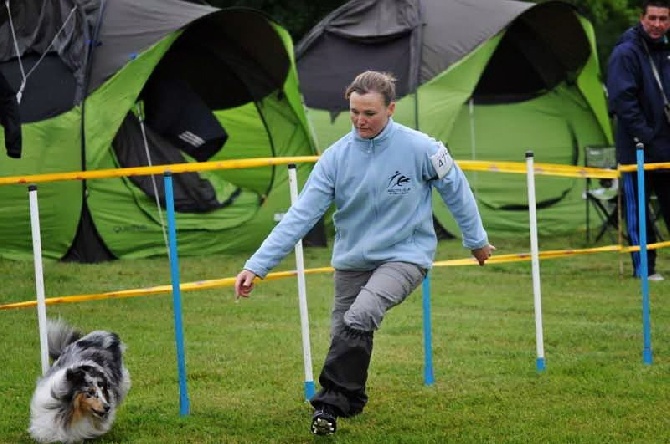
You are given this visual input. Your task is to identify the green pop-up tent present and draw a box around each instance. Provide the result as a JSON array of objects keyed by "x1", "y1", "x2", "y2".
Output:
[
  {"x1": 296, "y1": 0, "x2": 613, "y2": 236},
  {"x1": 0, "y1": 0, "x2": 319, "y2": 261}
]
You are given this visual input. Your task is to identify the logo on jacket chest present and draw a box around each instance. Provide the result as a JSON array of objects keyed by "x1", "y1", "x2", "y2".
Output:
[{"x1": 386, "y1": 170, "x2": 412, "y2": 195}]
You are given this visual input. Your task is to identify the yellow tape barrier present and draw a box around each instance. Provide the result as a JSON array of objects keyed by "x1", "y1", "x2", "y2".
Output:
[
  {"x1": 0, "y1": 156, "x2": 669, "y2": 186},
  {"x1": 0, "y1": 267, "x2": 332, "y2": 310},
  {"x1": 617, "y1": 162, "x2": 670, "y2": 173},
  {"x1": 0, "y1": 156, "x2": 321, "y2": 186},
  {"x1": 4, "y1": 241, "x2": 670, "y2": 311},
  {"x1": 457, "y1": 160, "x2": 620, "y2": 179},
  {"x1": 0, "y1": 156, "x2": 668, "y2": 311}
]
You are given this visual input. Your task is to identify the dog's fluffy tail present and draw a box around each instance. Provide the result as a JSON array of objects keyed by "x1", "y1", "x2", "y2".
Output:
[{"x1": 46, "y1": 318, "x2": 82, "y2": 361}]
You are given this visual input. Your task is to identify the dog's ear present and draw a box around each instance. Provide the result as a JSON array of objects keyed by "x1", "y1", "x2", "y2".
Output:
[{"x1": 66, "y1": 367, "x2": 86, "y2": 384}]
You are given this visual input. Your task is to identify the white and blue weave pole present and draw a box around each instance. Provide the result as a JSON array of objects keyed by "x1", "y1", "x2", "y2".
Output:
[
  {"x1": 28, "y1": 184, "x2": 49, "y2": 375},
  {"x1": 525, "y1": 152, "x2": 546, "y2": 371},
  {"x1": 164, "y1": 172, "x2": 191, "y2": 415},
  {"x1": 422, "y1": 273, "x2": 434, "y2": 385},
  {"x1": 635, "y1": 142, "x2": 652, "y2": 365},
  {"x1": 287, "y1": 164, "x2": 316, "y2": 401}
]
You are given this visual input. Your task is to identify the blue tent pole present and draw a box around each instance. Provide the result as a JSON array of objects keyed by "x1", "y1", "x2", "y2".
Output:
[
  {"x1": 164, "y1": 172, "x2": 191, "y2": 415},
  {"x1": 635, "y1": 142, "x2": 653, "y2": 365},
  {"x1": 422, "y1": 273, "x2": 434, "y2": 386}
]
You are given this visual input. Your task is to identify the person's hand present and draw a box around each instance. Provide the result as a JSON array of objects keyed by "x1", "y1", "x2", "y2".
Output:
[
  {"x1": 471, "y1": 244, "x2": 495, "y2": 266},
  {"x1": 235, "y1": 269, "x2": 258, "y2": 298}
]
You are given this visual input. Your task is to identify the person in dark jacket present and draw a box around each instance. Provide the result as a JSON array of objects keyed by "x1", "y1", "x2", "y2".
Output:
[
  {"x1": 0, "y1": 72, "x2": 21, "y2": 159},
  {"x1": 607, "y1": 0, "x2": 670, "y2": 280}
]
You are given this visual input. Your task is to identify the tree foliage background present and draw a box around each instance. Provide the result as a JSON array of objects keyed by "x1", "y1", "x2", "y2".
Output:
[{"x1": 200, "y1": 0, "x2": 646, "y2": 78}]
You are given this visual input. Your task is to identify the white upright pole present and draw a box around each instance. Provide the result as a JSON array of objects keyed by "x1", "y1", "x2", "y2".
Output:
[
  {"x1": 287, "y1": 164, "x2": 316, "y2": 400},
  {"x1": 525, "y1": 152, "x2": 546, "y2": 371},
  {"x1": 28, "y1": 184, "x2": 49, "y2": 375}
]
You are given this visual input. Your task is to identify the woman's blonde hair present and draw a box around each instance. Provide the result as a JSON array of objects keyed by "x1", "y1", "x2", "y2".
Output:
[{"x1": 344, "y1": 71, "x2": 397, "y2": 106}]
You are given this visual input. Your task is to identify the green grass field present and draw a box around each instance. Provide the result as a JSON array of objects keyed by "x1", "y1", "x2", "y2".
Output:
[{"x1": 1, "y1": 234, "x2": 669, "y2": 443}]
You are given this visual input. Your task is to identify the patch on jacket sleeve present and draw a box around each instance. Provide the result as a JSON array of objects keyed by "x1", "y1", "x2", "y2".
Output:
[{"x1": 430, "y1": 143, "x2": 454, "y2": 179}]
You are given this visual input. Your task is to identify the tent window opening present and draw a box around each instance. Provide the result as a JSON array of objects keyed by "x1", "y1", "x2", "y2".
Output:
[
  {"x1": 472, "y1": 8, "x2": 589, "y2": 105},
  {"x1": 473, "y1": 22, "x2": 558, "y2": 103},
  {"x1": 111, "y1": 69, "x2": 233, "y2": 214},
  {"x1": 142, "y1": 76, "x2": 228, "y2": 163},
  {"x1": 299, "y1": 33, "x2": 412, "y2": 112},
  {"x1": 109, "y1": 11, "x2": 296, "y2": 214}
]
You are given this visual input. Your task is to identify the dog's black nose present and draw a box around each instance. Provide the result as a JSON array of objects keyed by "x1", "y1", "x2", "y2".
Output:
[{"x1": 103, "y1": 404, "x2": 111, "y2": 413}]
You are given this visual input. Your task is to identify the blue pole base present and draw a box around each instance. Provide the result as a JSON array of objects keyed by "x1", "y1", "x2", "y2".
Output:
[
  {"x1": 304, "y1": 381, "x2": 316, "y2": 401},
  {"x1": 643, "y1": 349, "x2": 653, "y2": 366},
  {"x1": 422, "y1": 275, "x2": 434, "y2": 387},
  {"x1": 536, "y1": 357, "x2": 546, "y2": 372},
  {"x1": 179, "y1": 394, "x2": 190, "y2": 417},
  {"x1": 424, "y1": 369, "x2": 434, "y2": 386}
]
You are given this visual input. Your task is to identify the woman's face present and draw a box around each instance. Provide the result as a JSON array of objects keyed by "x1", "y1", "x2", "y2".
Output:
[{"x1": 349, "y1": 91, "x2": 395, "y2": 139}]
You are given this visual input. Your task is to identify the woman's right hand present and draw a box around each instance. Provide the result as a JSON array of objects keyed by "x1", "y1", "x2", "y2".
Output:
[{"x1": 234, "y1": 269, "x2": 258, "y2": 298}]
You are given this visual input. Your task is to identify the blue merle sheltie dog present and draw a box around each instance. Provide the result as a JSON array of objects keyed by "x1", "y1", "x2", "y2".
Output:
[{"x1": 28, "y1": 319, "x2": 131, "y2": 443}]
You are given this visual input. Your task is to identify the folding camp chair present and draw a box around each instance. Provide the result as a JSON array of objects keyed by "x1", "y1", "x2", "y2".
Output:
[
  {"x1": 584, "y1": 146, "x2": 620, "y2": 243},
  {"x1": 584, "y1": 145, "x2": 664, "y2": 243}
]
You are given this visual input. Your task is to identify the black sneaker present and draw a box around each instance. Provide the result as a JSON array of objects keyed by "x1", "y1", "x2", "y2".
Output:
[{"x1": 311, "y1": 406, "x2": 337, "y2": 435}]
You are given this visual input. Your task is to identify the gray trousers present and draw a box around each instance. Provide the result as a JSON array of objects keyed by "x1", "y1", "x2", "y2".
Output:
[
  {"x1": 311, "y1": 262, "x2": 425, "y2": 416},
  {"x1": 332, "y1": 261, "x2": 426, "y2": 334}
]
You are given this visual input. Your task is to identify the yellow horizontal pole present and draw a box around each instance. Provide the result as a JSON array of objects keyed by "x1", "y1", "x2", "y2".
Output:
[
  {"x1": 0, "y1": 156, "x2": 320, "y2": 186},
  {"x1": 6, "y1": 241, "x2": 670, "y2": 311},
  {"x1": 618, "y1": 161, "x2": 670, "y2": 173},
  {"x1": 0, "y1": 267, "x2": 334, "y2": 310},
  {"x1": 3, "y1": 156, "x2": 670, "y2": 187},
  {"x1": 457, "y1": 160, "x2": 620, "y2": 179},
  {"x1": 1, "y1": 154, "x2": 669, "y2": 311}
]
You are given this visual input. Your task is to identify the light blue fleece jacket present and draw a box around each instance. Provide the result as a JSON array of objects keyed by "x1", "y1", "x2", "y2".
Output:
[{"x1": 244, "y1": 119, "x2": 489, "y2": 278}]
